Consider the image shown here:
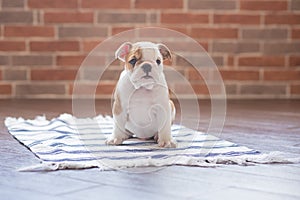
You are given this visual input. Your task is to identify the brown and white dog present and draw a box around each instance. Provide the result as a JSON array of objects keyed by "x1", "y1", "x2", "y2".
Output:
[{"x1": 106, "y1": 41, "x2": 177, "y2": 148}]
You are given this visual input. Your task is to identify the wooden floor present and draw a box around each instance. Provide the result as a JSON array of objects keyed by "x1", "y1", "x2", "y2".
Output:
[{"x1": 0, "y1": 99, "x2": 300, "y2": 200}]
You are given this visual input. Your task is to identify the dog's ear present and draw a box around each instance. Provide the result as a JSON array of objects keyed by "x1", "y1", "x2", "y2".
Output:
[
  {"x1": 157, "y1": 43, "x2": 172, "y2": 61},
  {"x1": 115, "y1": 42, "x2": 132, "y2": 62}
]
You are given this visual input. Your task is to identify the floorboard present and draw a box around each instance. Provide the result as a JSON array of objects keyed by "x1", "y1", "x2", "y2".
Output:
[{"x1": 0, "y1": 99, "x2": 300, "y2": 200}]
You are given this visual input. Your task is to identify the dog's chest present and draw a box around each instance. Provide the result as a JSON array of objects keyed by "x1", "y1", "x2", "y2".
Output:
[
  {"x1": 127, "y1": 88, "x2": 156, "y2": 124},
  {"x1": 124, "y1": 87, "x2": 168, "y2": 138}
]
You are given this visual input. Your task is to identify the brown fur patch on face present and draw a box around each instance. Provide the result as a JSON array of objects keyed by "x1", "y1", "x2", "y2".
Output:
[
  {"x1": 125, "y1": 47, "x2": 142, "y2": 71},
  {"x1": 113, "y1": 90, "x2": 122, "y2": 116}
]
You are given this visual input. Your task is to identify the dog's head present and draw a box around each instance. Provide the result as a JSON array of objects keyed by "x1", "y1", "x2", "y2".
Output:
[{"x1": 115, "y1": 41, "x2": 171, "y2": 90}]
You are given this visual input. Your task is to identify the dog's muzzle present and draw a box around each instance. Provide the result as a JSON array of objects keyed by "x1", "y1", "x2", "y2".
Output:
[
  {"x1": 130, "y1": 62, "x2": 161, "y2": 90},
  {"x1": 141, "y1": 63, "x2": 152, "y2": 79}
]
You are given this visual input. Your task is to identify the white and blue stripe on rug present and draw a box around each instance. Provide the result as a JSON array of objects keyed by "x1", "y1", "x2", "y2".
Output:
[{"x1": 4, "y1": 114, "x2": 294, "y2": 171}]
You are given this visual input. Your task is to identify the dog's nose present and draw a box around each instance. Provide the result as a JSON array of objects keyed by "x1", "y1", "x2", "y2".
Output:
[{"x1": 142, "y1": 64, "x2": 152, "y2": 74}]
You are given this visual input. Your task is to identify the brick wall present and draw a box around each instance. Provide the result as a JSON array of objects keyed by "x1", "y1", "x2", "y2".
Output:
[{"x1": 0, "y1": 0, "x2": 299, "y2": 99}]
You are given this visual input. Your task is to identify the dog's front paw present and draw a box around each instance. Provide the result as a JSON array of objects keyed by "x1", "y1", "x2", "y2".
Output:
[
  {"x1": 105, "y1": 137, "x2": 124, "y2": 145},
  {"x1": 158, "y1": 138, "x2": 177, "y2": 148}
]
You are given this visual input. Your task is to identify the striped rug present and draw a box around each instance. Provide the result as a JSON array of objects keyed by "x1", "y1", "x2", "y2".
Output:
[{"x1": 4, "y1": 114, "x2": 296, "y2": 171}]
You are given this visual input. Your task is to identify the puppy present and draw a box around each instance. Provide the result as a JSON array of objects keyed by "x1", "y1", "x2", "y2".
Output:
[{"x1": 106, "y1": 41, "x2": 176, "y2": 148}]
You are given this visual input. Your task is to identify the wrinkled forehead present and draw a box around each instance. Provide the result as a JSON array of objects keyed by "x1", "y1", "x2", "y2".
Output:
[
  {"x1": 129, "y1": 46, "x2": 161, "y2": 60},
  {"x1": 141, "y1": 47, "x2": 160, "y2": 60}
]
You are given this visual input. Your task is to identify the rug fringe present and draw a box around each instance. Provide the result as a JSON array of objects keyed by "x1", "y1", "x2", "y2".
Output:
[
  {"x1": 17, "y1": 151, "x2": 300, "y2": 172},
  {"x1": 18, "y1": 161, "x2": 104, "y2": 172}
]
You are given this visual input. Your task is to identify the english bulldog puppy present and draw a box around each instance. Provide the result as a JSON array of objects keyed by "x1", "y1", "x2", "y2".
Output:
[{"x1": 106, "y1": 41, "x2": 177, "y2": 148}]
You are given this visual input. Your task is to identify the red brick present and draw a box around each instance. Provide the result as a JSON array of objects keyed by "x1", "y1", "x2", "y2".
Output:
[
  {"x1": 81, "y1": 0, "x2": 130, "y2": 8},
  {"x1": 290, "y1": 56, "x2": 300, "y2": 67},
  {"x1": 112, "y1": 27, "x2": 135, "y2": 35},
  {"x1": 187, "y1": 68, "x2": 210, "y2": 82},
  {"x1": 97, "y1": 13, "x2": 146, "y2": 24},
  {"x1": 59, "y1": 27, "x2": 107, "y2": 38},
  {"x1": 176, "y1": 56, "x2": 192, "y2": 67},
  {"x1": 0, "y1": 41, "x2": 25, "y2": 51},
  {"x1": 291, "y1": 0, "x2": 300, "y2": 10},
  {"x1": 135, "y1": 0, "x2": 183, "y2": 9},
  {"x1": 240, "y1": 1, "x2": 287, "y2": 11},
  {"x1": 291, "y1": 84, "x2": 300, "y2": 94},
  {"x1": 96, "y1": 82, "x2": 116, "y2": 95},
  {"x1": 238, "y1": 56, "x2": 285, "y2": 67},
  {"x1": 0, "y1": 84, "x2": 12, "y2": 95},
  {"x1": 188, "y1": 0, "x2": 236, "y2": 10},
  {"x1": 264, "y1": 70, "x2": 300, "y2": 81},
  {"x1": 226, "y1": 84, "x2": 237, "y2": 94},
  {"x1": 83, "y1": 68, "x2": 121, "y2": 81},
  {"x1": 15, "y1": 84, "x2": 66, "y2": 96},
  {"x1": 148, "y1": 26, "x2": 189, "y2": 37},
  {"x1": 192, "y1": 84, "x2": 209, "y2": 95},
  {"x1": 44, "y1": 12, "x2": 93, "y2": 24},
  {"x1": 28, "y1": 0, "x2": 78, "y2": 8},
  {"x1": 0, "y1": 56, "x2": 10, "y2": 65},
  {"x1": 175, "y1": 54, "x2": 221, "y2": 68},
  {"x1": 240, "y1": 85, "x2": 286, "y2": 95},
  {"x1": 70, "y1": 82, "x2": 116, "y2": 95},
  {"x1": 30, "y1": 41, "x2": 80, "y2": 52},
  {"x1": 265, "y1": 14, "x2": 300, "y2": 25},
  {"x1": 219, "y1": 70, "x2": 260, "y2": 81},
  {"x1": 4, "y1": 26, "x2": 55, "y2": 37},
  {"x1": 212, "y1": 56, "x2": 224, "y2": 67},
  {"x1": 31, "y1": 69, "x2": 77, "y2": 81},
  {"x1": 2, "y1": 0, "x2": 24, "y2": 8},
  {"x1": 227, "y1": 55, "x2": 235, "y2": 66},
  {"x1": 292, "y1": 28, "x2": 300, "y2": 39},
  {"x1": 174, "y1": 83, "x2": 206, "y2": 95},
  {"x1": 161, "y1": 41, "x2": 207, "y2": 53},
  {"x1": 174, "y1": 83, "x2": 222, "y2": 95},
  {"x1": 191, "y1": 28, "x2": 238, "y2": 39},
  {"x1": 0, "y1": 70, "x2": 2, "y2": 80},
  {"x1": 264, "y1": 42, "x2": 300, "y2": 54},
  {"x1": 138, "y1": 28, "x2": 186, "y2": 38},
  {"x1": 57, "y1": 55, "x2": 86, "y2": 67},
  {"x1": 214, "y1": 14, "x2": 260, "y2": 25},
  {"x1": 80, "y1": 55, "x2": 106, "y2": 69},
  {"x1": 3, "y1": 69, "x2": 27, "y2": 80},
  {"x1": 212, "y1": 42, "x2": 259, "y2": 54},
  {"x1": 12, "y1": 55, "x2": 53, "y2": 66},
  {"x1": 161, "y1": 13, "x2": 209, "y2": 24},
  {"x1": 242, "y1": 28, "x2": 288, "y2": 40},
  {"x1": 82, "y1": 40, "x2": 101, "y2": 52},
  {"x1": 197, "y1": 41, "x2": 209, "y2": 51},
  {"x1": 0, "y1": 11, "x2": 33, "y2": 24},
  {"x1": 70, "y1": 83, "x2": 94, "y2": 95}
]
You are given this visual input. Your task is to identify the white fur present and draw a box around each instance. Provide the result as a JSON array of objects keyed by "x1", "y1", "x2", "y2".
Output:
[{"x1": 106, "y1": 42, "x2": 176, "y2": 148}]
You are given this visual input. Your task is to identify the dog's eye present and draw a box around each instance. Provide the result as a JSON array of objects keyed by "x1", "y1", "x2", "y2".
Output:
[
  {"x1": 156, "y1": 59, "x2": 161, "y2": 65},
  {"x1": 129, "y1": 58, "x2": 137, "y2": 66}
]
